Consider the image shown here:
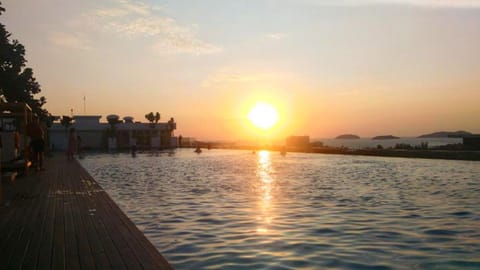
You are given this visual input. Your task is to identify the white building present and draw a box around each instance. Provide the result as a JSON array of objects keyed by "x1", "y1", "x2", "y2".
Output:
[{"x1": 49, "y1": 115, "x2": 177, "y2": 151}]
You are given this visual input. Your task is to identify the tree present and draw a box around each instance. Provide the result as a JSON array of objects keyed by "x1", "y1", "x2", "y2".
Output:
[
  {"x1": 45, "y1": 114, "x2": 59, "y2": 129},
  {"x1": 106, "y1": 114, "x2": 121, "y2": 138},
  {"x1": 60, "y1": 116, "x2": 73, "y2": 134},
  {"x1": 145, "y1": 112, "x2": 160, "y2": 128},
  {"x1": 168, "y1": 117, "x2": 176, "y2": 131},
  {"x1": 0, "y1": 2, "x2": 48, "y2": 119}
]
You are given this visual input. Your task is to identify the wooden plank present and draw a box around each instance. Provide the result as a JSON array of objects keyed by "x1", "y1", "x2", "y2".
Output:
[
  {"x1": 77, "y1": 166, "x2": 162, "y2": 270},
  {"x1": 37, "y1": 168, "x2": 60, "y2": 270},
  {"x1": 76, "y1": 170, "x2": 128, "y2": 270},
  {"x1": 52, "y1": 169, "x2": 66, "y2": 270},
  {"x1": 77, "y1": 163, "x2": 174, "y2": 270},
  {"x1": 80, "y1": 209, "x2": 112, "y2": 270},
  {"x1": 75, "y1": 172, "x2": 137, "y2": 269},
  {"x1": 64, "y1": 200, "x2": 80, "y2": 270},
  {"x1": 0, "y1": 195, "x2": 27, "y2": 260},
  {"x1": 0, "y1": 175, "x2": 43, "y2": 267},
  {"x1": 2, "y1": 202, "x2": 33, "y2": 266},
  {"x1": 96, "y1": 190, "x2": 164, "y2": 269},
  {"x1": 90, "y1": 208, "x2": 127, "y2": 270},
  {"x1": 6, "y1": 175, "x2": 48, "y2": 269},
  {"x1": 0, "y1": 155, "x2": 174, "y2": 270},
  {"x1": 79, "y1": 167, "x2": 173, "y2": 270},
  {"x1": 64, "y1": 168, "x2": 95, "y2": 270},
  {"x1": 72, "y1": 171, "x2": 110, "y2": 270},
  {"x1": 94, "y1": 193, "x2": 142, "y2": 270},
  {"x1": 0, "y1": 179, "x2": 33, "y2": 255},
  {"x1": 21, "y1": 174, "x2": 53, "y2": 270}
]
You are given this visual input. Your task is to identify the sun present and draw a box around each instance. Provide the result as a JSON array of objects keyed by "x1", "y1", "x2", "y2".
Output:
[{"x1": 248, "y1": 102, "x2": 279, "y2": 130}]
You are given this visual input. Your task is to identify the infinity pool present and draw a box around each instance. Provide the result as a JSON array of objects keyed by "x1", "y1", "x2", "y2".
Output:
[{"x1": 80, "y1": 149, "x2": 480, "y2": 270}]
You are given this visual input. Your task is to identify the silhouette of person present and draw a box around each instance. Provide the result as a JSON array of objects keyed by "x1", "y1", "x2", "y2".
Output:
[
  {"x1": 14, "y1": 128, "x2": 20, "y2": 158},
  {"x1": 27, "y1": 117, "x2": 45, "y2": 170},
  {"x1": 76, "y1": 135, "x2": 82, "y2": 158},
  {"x1": 130, "y1": 137, "x2": 137, "y2": 157},
  {"x1": 67, "y1": 128, "x2": 77, "y2": 160}
]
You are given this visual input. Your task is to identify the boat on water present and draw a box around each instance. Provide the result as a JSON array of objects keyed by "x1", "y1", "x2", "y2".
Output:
[{"x1": 195, "y1": 146, "x2": 202, "y2": 153}]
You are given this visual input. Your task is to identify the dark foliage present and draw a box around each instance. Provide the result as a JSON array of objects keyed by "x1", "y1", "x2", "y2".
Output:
[
  {"x1": 0, "y1": 2, "x2": 49, "y2": 119},
  {"x1": 145, "y1": 112, "x2": 160, "y2": 128},
  {"x1": 60, "y1": 115, "x2": 73, "y2": 130}
]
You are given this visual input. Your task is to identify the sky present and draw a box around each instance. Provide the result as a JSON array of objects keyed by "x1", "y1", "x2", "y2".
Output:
[{"x1": 1, "y1": 0, "x2": 480, "y2": 140}]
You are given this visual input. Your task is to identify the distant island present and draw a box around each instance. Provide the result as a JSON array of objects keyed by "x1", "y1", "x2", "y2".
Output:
[
  {"x1": 372, "y1": 135, "x2": 399, "y2": 140},
  {"x1": 418, "y1": 131, "x2": 472, "y2": 138},
  {"x1": 335, "y1": 134, "x2": 360, "y2": 139}
]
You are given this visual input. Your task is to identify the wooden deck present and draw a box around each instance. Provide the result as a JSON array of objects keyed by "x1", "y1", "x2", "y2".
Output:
[{"x1": 0, "y1": 156, "x2": 174, "y2": 270}]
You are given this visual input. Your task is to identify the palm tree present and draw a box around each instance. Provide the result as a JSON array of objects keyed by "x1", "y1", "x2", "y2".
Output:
[
  {"x1": 145, "y1": 112, "x2": 160, "y2": 128},
  {"x1": 44, "y1": 114, "x2": 58, "y2": 155},
  {"x1": 106, "y1": 115, "x2": 121, "y2": 150},
  {"x1": 106, "y1": 114, "x2": 121, "y2": 138},
  {"x1": 145, "y1": 112, "x2": 161, "y2": 148},
  {"x1": 60, "y1": 115, "x2": 73, "y2": 135},
  {"x1": 60, "y1": 115, "x2": 73, "y2": 151}
]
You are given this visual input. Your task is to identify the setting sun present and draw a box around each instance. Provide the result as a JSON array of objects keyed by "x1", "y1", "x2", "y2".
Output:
[{"x1": 248, "y1": 102, "x2": 279, "y2": 130}]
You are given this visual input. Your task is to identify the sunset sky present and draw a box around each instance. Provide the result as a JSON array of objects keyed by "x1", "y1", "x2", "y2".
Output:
[{"x1": 2, "y1": 0, "x2": 479, "y2": 140}]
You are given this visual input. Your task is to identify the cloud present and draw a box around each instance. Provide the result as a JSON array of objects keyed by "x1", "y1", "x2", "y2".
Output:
[
  {"x1": 266, "y1": 33, "x2": 287, "y2": 40},
  {"x1": 80, "y1": 0, "x2": 221, "y2": 55},
  {"x1": 202, "y1": 68, "x2": 276, "y2": 88},
  {"x1": 48, "y1": 31, "x2": 92, "y2": 50},
  {"x1": 117, "y1": 0, "x2": 153, "y2": 16},
  {"x1": 298, "y1": 0, "x2": 480, "y2": 8},
  {"x1": 50, "y1": 0, "x2": 220, "y2": 55},
  {"x1": 103, "y1": 17, "x2": 178, "y2": 37},
  {"x1": 152, "y1": 37, "x2": 222, "y2": 55},
  {"x1": 92, "y1": 8, "x2": 129, "y2": 18},
  {"x1": 370, "y1": 0, "x2": 480, "y2": 8}
]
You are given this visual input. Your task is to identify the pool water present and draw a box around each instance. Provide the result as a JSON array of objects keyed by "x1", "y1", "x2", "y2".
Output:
[{"x1": 80, "y1": 149, "x2": 480, "y2": 270}]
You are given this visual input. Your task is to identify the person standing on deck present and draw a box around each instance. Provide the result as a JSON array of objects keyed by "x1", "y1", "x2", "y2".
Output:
[
  {"x1": 67, "y1": 128, "x2": 77, "y2": 160},
  {"x1": 14, "y1": 128, "x2": 20, "y2": 158},
  {"x1": 27, "y1": 116, "x2": 45, "y2": 170},
  {"x1": 76, "y1": 134, "x2": 82, "y2": 158}
]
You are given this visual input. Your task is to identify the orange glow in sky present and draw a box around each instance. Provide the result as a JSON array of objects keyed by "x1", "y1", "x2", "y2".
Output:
[{"x1": 2, "y1": 0, "x2": 480, "y2": 140}]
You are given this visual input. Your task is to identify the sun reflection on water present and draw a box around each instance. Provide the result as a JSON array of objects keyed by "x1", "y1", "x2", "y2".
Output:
[
  {"x1": 256, "y1": 150, "x2": 275, "y2": 234},
  {"x1": 81, "y1": 151, "x2": 480, "y2": 269}
]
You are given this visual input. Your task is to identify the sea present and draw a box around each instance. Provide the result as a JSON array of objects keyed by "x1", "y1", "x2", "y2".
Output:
[{"x1": 80, "y1": 149, "x2": 480, "y2": 270}]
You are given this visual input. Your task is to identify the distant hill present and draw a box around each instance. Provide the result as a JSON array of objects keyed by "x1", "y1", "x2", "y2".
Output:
[
  {"x1": 372, "y1": 135, "x2": 399, "y2": 140},
  {"x1": 335, "y1": 134, "x2": 360, "y2": 139},
  {"x1": 418, "y1": 131, "x2": 472, "y2": 138}
]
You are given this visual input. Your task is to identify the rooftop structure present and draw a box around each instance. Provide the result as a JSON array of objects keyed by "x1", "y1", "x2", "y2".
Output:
[{"x1": 49, "y1": 115, "x2": 177, "y2": 151}]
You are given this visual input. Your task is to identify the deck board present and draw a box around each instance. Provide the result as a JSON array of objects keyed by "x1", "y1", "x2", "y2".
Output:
[
  {"x1": 7, "y1": 176, "x2": 46, "y2": 269},
  {"x1": 0, "y1": 155, "x2": 174, "y2": 270},
  {"x1": 19, "y1": 173, "x2": 51, "y2": 270},
  {"x1": 1, "y1": 173, "x2": 45, "y2": 268}
]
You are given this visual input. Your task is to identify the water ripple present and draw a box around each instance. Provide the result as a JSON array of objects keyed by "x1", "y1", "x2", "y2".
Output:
[{"x1": 81, "y1": 149, "x2": 480, "y2": 270}]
